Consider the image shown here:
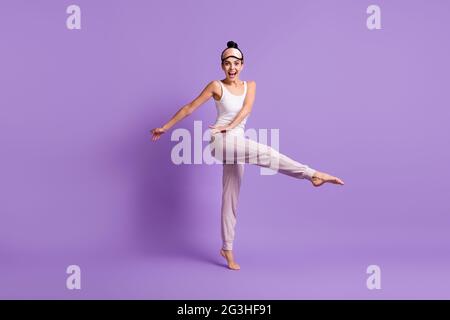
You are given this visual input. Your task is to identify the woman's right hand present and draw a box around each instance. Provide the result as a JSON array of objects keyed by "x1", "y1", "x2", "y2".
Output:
[{"x1": 150, "y1": 127, "x2": 167, "y2": 142}]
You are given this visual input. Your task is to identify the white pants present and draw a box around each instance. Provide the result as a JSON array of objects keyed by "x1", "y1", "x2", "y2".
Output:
[{"x1": 209, "y1": 130, "x2": 317, "y2": 250}]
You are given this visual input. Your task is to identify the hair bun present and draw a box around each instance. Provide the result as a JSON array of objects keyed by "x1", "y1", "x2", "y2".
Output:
[{"x1": 227, "y1": 41, "x2": 238, "y2": 49}]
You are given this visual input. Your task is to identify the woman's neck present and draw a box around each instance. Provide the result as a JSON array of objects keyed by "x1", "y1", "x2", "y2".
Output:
[{"x1": 222, "y1": 78, "x2": 242, "y2": 86}]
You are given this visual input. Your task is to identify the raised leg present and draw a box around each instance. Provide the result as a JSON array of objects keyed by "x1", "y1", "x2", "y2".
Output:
[{"x1": 211, "y1": 132, "x2": 317, "y2": 181}]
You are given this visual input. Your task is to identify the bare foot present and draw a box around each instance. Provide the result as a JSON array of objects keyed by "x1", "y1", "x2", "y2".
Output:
[
  {"x1": 220, "y1": 249, "x2": 240, "y2": 270},
  {"x1": 311, "y1": 171, "x2": 345, "y2": 187}
]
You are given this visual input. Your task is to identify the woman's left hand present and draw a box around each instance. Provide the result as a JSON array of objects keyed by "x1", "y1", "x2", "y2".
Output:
[{"x1": 209, "y1": 124, "x2": 231, "y2": 134}]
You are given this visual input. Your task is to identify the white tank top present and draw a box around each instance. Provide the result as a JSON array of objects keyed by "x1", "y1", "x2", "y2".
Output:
[{"x1": 213, "y1": 80, "x2": 248, "y2": 136}]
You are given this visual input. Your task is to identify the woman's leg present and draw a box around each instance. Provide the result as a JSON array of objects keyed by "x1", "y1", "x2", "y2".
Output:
[
  {"x1": 211, "y1": 132, "x2": 317, "y2": 181},
  {"x1": 208, "y1": 132, "x2": 343, "y2": 270},
  {"x1": 217, "y1": 161, "x2": 244, "y2": 270},
  {"x1": 221, "y1": 163, "x2": 244, "y2": 251},
  {"x1": 211, "y1": 131, "x2": 313, "y2": 257}
]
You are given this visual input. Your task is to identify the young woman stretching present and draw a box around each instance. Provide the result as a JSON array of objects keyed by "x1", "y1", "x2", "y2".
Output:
[{"x1": 151, "y1": 41, "x2": 345, "y2": 270}]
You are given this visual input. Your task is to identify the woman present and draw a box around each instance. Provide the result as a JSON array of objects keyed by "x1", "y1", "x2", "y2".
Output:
[{"x1": 151, "y1": 41, "x2": 345, "y2": 270}]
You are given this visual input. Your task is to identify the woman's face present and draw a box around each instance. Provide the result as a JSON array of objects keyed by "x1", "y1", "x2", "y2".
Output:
[{"x1": 221, "y1": 48, "x2": 244, "y2": 81}]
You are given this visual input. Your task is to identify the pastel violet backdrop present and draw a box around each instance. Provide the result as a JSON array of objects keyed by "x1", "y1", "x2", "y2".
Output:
[{"x1": 0, "y1": 0, "x2": 449, "y2": 299}]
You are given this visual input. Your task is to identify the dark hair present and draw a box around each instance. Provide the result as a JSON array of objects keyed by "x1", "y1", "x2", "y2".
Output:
[{"x1": 221, "y1": 41, "x2": 244, "y2": 64}]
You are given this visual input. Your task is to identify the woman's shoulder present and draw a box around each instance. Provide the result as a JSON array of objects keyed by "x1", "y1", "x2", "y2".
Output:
[
  {"x1": 207, "y1": 80, "x2": 222, "y2": 88},
  {"x1": 207, "y1": 80, "x2": 222, "y2": 101},
  {"x1": 246, "y1": 80, "x2": 256, "y2": 88},
  {"x1": 203, "y1": 80, "x2": 222, "y2": 94}
]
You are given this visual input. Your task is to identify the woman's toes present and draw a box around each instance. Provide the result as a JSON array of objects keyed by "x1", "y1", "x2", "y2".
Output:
[
  {"x1": 229, "y1": 262, "x2": 240, "y2": 270},
  {"x1": 331, "y1": 176, "x2": 344, "y2": 185},
  {"x1": 311, "y1": 173, "x2": 344, "y2": 187}
]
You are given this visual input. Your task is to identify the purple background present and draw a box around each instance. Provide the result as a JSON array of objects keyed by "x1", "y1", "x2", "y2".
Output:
[{"x1": 1, "y1": 0, "x2": 449, "y2": 299}]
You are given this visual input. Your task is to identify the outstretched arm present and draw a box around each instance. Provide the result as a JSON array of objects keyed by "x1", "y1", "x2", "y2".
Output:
[
  {"x1": 211, "y1": 81, "x2": 256, "y2": 134},
  {"x1": 150, "y1": 81, "x2": 216, "y2": 141}
]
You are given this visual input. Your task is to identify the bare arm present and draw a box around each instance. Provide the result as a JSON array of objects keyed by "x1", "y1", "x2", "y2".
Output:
[{"x1": 150, "y1": 81, "x2": 216, "y2": 141}]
